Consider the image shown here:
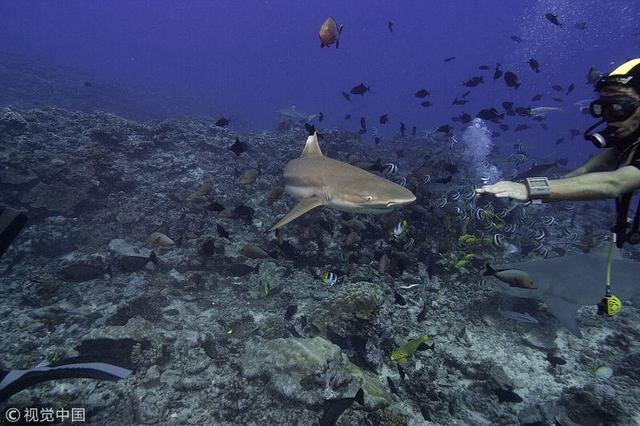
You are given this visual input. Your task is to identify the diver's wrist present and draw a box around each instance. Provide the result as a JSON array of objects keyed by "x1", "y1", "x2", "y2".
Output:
[{"x1": 525, "y1": 177, "x2": 551, "y2": 203}]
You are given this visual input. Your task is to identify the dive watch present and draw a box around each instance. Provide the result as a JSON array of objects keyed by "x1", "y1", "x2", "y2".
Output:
[{"x1": 525, "y1": 177, "x2": 551, "y2": 203}]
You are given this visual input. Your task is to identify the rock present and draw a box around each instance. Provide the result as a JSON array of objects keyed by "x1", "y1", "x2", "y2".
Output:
[
  {"x1": 240, "y1": 336, "x2": 390, "y2": 409},
  {"x1": 557, "y1": 384, "x2": 624, "y2": 426},
  {"x1": 307, "y1": 282, "x2": 385, "y2": 336},
  {"x1": 149, "y1": 232, "x2": 174, "y2": 247},
  {"x1": 0, "y1": 108, "x2": 29, "y2": 134},
  {"x1": 20, "y1": 181, "x2": 90, "y2": 213}
]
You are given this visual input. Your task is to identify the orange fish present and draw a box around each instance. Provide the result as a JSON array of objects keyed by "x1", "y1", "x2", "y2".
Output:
[{"x1": 319, "y1": 17, "x2": 343, "y2": 48}]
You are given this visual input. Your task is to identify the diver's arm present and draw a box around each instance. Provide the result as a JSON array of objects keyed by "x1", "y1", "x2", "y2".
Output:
[
  {"x1": 561, "y1": 148, "x2": 619, "y2": 178},
  {"x1": 477, "y1": 166, "x2": 640, "y2": 201},
  {"x1": 547, "y1": 166, "x2": 640, "y2": 201}
]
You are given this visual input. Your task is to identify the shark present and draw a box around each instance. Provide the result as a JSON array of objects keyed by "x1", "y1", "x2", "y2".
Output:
[
  {"x1": 277, "y1": 105, "x2": 318, "y2": 123},
  {"x1": 488, "y1": 246, "x2": 640, "y2": 336},
  {"x1": 270, "y1": 132, "x2": 416, "y2": 230}
]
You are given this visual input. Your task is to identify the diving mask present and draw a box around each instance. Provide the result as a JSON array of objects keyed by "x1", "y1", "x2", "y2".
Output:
[{"x1": 589, "y1": 96, "x2": 640, "y2": 122}]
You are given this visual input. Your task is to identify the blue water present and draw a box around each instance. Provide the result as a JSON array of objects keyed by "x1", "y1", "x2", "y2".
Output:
[{"x1": 1, "y1": 0, "x2": 639, "y2": 163}]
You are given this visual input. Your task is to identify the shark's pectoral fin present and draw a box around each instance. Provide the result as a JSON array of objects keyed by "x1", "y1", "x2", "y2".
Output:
[
  {"x1": 270, "y1": 196, "x2": 324, "y2": 231},
  {"x1": 545, "y1": 296, "x2": 582, "y2": 337}
]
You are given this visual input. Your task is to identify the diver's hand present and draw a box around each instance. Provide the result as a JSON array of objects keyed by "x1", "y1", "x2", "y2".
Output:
[{"x1": 476, "y1": 181, "x2": 528, "y2": 201}]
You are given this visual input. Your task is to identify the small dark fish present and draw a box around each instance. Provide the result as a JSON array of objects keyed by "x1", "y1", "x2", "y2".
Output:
[
  {"x1": 393, "y1": 289, "x2": 407, "y2": 307},
  {"x1": 555, "y1": 137, "x2": 565, "y2": 145},
  {"x1": 552, "y1": 96, "x2": 563, "y2": 103},
  {"x1": 233, "y1": 205, "x2": 255, "y2": 216},
  {"x1": 417, "y1": 302, "x2": 427, "y2": 322},
  {"x1": 502, "y1": 101, "x2": 514, "y2": 112},
  {"x1": 374, "y1": 137, "x2": 381, "y2": 145},
  {"x1": 575, "y1": 22, "x2": 587, "y2": 30},
  {"x1": 452, "y1": 97, "x2": 468, "y2": 105},
  {"x1": 587, "y1": 66, "x2": 601, "y2": 85},
  {"x1": 434, "y1": 176, "x2": 452, "y2": 184},
  {"x1": 344, "y1": 114, "x2": 351, "y2": 120},
  {"x1": 491, "y1": 131, "x2": 501, "y2": 138},
  {"x1": 436, "y1": 124, "x2": 452, "y2": 134},
  {"x1": 83, "y1": 81, "x2": 92, "y2": 87},
  {"x1": 499, "y1": 124, "x2": 510, "y2": 131},
  {"x1": 225, "y1": 263, "x2": 259, "y2": 277},
  {"x1": 415, "y1": 89, "x2": 430, "y2": 98},
  {"x1": 216, "y1": 224, "x2": 229, "y2": 239},
  {"x1": 215, "y1": 117, "x2": 230, "y2": 127},
  {"x1": 411, "y1": 126, "x2": 417, "y2": 136},
  {"x1": 510, "y1": 35, "x2": 523, "y2": 43},
  {"x1": 229, "y1": 137, "x2": 248, "y2": 156},
  {"x1": 400, "y1": 122, "x2": 406, "y2": 137},
  {"x1": 60, "y1": 264, "x2": 104, "y2": 282},
  {"x1": 493, "y1": 63, "x2": 503, "y2": 80},
  {"x1": 515, "y1": 107, "x2": 531, "y2": 117},
  {"x1": 566, "y1": 83, "x2": 575, "y2": 95},
  {"x1": 504, "y1": 72, "x2": 521, "y2": 89},
  {"x1": 342, "y1": 91, "x2": 352, "y2": 102},
  {"x1": 557, "y1": 157, "x2": 568, "y2": 166},
  {"x1": 388, "y1": 21, "x2": 394, "y2": 33},
  {"x1": 444, "y1": 56, "x2": 456, "y2": 62},
  {"x1": 552, "y1": 85, "x2": 563, "y2": 92},
  {"x1": 360, "y1": 116, "x2": 367, "y2": 133},
  {"x1": 515, "y1": 124, "x2": 530, "y2": 132},
  {"x1": 546, "y1": 353, "x2": 567, "y2": 367},
  {"x1": 443, "y1": 163, "x2": 458, "y2": 174},
  {"x1": 545, "y1": 13, "x2": 562, "y2": 26},
  {"x1": 207, "y1": 201, "x2": 226, "y2": 212},
  {"x1": 387, "y1": 377, "x2": 400, "y2": 396},
  {"x1": 453, "y1": 113, "x2": 472, "y2": 123},
  {"x1": 420, "y1": 100, "x2": 433, "y2": 108},
  {"x1": 478, "y1": 65, "x2": 490, "y2": 70},
  {"x1": 379, "y1": 114, "x2": 389, "y2": 124},
  {"x1": 528, "y1": 58, "x2": 540, "y2": 73},
  {"x1": 495, "y1": 387, "x2": 523, "y2": 403},
  {"x1": 304, "y1": 123, "x2": 324, "y2": 140},
  {"x1": 318, "y1": 112, "x2": 324, "y2": 122},
  {"x1": 284, "y1": 304, "x2": 298, "y2": 321},
  {"x1": 397, "y1": 364, "x2": 406, "y2": 381},
  {"x1": 319, "y1": 388, "x2": 365, "y2": 426},
  {"x1": 351, "y1": 83, "x2": 370, "y2": 96},
  {"x1": 531, "y1": 94, "x2": 543, "y2": 101},
  {"x1": 477, "y1": 108, "x2": 504, "y2": 122},
  {"x1": 461, "y1": 90, "x2": 471, "y2": 98},
  {"x1": 463, "y1": 76, "x2": 484, "y2": 87}
]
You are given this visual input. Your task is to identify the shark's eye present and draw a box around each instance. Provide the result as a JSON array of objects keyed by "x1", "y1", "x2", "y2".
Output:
[{"x1": 366, "y1": 195, "x2": 373, "y2": 202}]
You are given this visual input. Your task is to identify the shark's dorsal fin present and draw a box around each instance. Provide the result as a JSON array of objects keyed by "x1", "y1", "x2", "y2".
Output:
[{"x1": 301, "y1": 133, "x2": 324, "y2": 158}]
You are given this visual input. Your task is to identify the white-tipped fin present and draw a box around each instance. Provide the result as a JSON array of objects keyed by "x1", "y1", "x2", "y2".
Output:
[{"x1": 300, "y1": 133, "x2": 323, "y2": 158}]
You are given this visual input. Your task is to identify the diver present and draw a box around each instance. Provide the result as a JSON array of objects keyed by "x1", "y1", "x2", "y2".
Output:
[
  {"x1": 477, "y1": 58, "x2": 640, "y2": 318},
  {"x1": 477, "y1": 58, "x2": 640, "y2": 247},
  {"x1": 477, "y1": 58, "x2": 640, "y2": 209}
]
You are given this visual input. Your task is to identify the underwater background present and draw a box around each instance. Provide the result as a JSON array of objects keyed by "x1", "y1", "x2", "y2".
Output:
[{"x1": 1, "y1": 1, "x2": 640, "y2": 425}]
